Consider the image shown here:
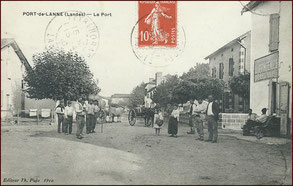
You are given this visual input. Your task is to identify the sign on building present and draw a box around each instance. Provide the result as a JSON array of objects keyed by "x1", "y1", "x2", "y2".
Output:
[{"x1": 254, "y1": 52, "x2": 279, "y2": 82}]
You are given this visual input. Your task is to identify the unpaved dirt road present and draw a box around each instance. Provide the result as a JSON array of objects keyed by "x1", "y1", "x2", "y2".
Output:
[{"x1": 1, "y1": 118, "x2": 292, "y2": 185}]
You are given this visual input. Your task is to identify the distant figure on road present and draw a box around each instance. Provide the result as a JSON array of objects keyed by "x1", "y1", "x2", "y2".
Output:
[
  {"x1": 168, "y1": 104, "x2": 180, "y2": 138},
  {"x1": 64, "y1": 101, "x2": 75, "y2": 135},
  {"x1": 154, "y1": 107, "x2": 164, "y2": 136},
  {"x1": 205, "y1": 95, "x2": 220, "y2": 143},
  {"x1": 55, "y1": 100, "x2": 65, "y2": 133},
  {"x1": 75, "y1": 98, "x2": 86, "y2": 139}
]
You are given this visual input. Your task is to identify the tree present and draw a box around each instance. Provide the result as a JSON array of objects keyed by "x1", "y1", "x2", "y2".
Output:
[
  {"x1": 172, "y1": 78, "x2": 225, "y2": 103},
  {"x1": 24, "y1": 50, "x2": 100, "y2": 102},
  {"x1": 229, "y1": 73, "x2": 250, "y2": 99},
  {"x1": 129, "y1": 82, "x2": 146, "y2": 107},
  {"x1": 181, "y1": 63, "x2": 210, "y2": 80},
  {"x1": 229, "y1": 73, "x2": 250, "y2": 112},
  {"x1": 152, "y1": 75, "x2": 180, "y2": 107}
]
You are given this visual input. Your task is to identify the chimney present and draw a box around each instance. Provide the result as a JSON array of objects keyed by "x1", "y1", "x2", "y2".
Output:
[{"x1": 155, "y1": 72, "x2": 163, "y2": 85}]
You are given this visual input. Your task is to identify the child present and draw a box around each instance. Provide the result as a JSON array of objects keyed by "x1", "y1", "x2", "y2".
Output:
[{"x1": 153, "y1": 108, "x2": 164, "y2": 136}]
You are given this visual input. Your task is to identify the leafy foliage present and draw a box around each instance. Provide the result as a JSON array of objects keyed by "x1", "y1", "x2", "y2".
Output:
[
  {"x1": 129, "y1": 82, "x2": 146, "y2": 107},
  {"x1": 229, "y1": 73, "x2": 250, "y2": 99},
  {"x1": 172, "y1": 78, "x2": 225, "y2": 103},
  {"x1": 24, "y1": 50, "x2": 100, "y2": 101},
  {"x1": 181, "y1": 63, "x2": 210, "y2": 80},
  {"x1": 152, "y1": 75, "x2": 180, "y2": 107}
]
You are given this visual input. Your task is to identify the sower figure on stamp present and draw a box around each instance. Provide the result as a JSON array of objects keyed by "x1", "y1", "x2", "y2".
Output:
[
  {"x1": 194, "y1": 98, "x2": 207, "y2": 141},
  {"x1": 64, "y1": 101, "x2": 75, "y2": 135},
  {"x1": 205, "y1": 95, "x2": 220, "y2": 143},
  {"x1": 55, "y1": 100, "x2": 65, "y2": 133},
  {"x1": 187, "y1": 99, "x2": 197, "y2": 134},
  {"x1": 144, "y1": 1, "x2": 172, "y2": 44},
  {"x1": 75, "y1": 98, "x2": 86, "y2": 139}
]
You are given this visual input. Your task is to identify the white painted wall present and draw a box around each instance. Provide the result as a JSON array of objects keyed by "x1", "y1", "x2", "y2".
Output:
[
  {"x1": 279, "y1": 1, "x2": 292, "y2": 121},
  {"x1": 250, "y1": 1, "x2": 292, "y2": 135},
  {"x1": 250, "y1": 1, "x2": 280, "y2": 116},
  {"x1": 1, "y1": 46, "x2": 25, "y2": 117}
]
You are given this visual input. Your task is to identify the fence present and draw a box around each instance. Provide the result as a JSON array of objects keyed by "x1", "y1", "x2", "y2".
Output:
[{"x1": 1, "y1": 109, "x2": 54, "y2": 125}]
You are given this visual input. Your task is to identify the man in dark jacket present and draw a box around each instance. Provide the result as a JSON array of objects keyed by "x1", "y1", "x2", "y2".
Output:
[{"x1": 205, "y1": 95, "x2": 220, "y2": 143}]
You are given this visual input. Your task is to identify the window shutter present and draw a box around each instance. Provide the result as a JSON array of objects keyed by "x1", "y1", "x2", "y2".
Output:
[
  {"x1": 229, "y1": 58, "x2": 234, "y2": 76},
  {"x1": 269, "y1": 14, "x2": 280, "y2": 52},
  {"x1": 219, "y1": 63, "x2": 224, "y2": 79}
]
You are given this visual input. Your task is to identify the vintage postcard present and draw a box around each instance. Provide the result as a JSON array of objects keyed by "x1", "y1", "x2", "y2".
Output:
[{"x1": 1, "y1": 1, "x2": 292, "y2": 185}]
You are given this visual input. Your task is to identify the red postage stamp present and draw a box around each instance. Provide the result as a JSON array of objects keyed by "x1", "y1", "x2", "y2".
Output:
[{"x1": 138, "y1": 1, "x2": 177, "y2": 47}]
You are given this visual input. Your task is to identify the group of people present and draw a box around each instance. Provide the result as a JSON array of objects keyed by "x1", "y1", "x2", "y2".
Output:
[
  {"x1": 152, "y1": 95, "x2": 220, "y2": 143},
  {"x1": 55, "y1": 98, "x2": 102, "y2": 139},
  {"x1": 243, "y1": 108, "x2": 268, "y2": 135}
]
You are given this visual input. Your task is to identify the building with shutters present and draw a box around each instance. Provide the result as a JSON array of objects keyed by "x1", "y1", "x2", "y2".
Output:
[
  {"x1": 205, "y1": 31, "x2": 251, "y2": 113},
  {"x1": 242, "y1": 1, "x2": 292, "y2": 136},
  {"x1": 1, "y1": 38, "x2": 55, "y2": 118}
]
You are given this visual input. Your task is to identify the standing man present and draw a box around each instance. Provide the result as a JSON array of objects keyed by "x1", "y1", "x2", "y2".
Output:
[
  {"x1": 194, "y1": 98, "x2": 207, "y2": 141},
  {"x1": 75, "y1": 98, "x2": 86, "y2": 139},
  {"x1": 205, "y1": 95, "x2": 220, "y2": 143},
  {"x1": 92, "y1": 100, "x2": 100, "y2": 133},
  {"x1": 187, "y1": 99, "x2": 197, "y2": 134},
  {"x1": 55, "y1": 100, "x2": 65, "y2": 133},
  {"x1": 64, "y1": 101, "x2": 75, "y2": 135},
  {"x1": 86, "y1": 100, "x2": 95, "y2": 134}
]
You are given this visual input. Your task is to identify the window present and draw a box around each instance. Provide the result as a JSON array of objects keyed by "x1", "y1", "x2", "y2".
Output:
[
  {"x1": 21, "y1": 80, "x2": 24, "y2": 89},
  {"x1": 231, "y1": 48, "x2": 233, "y2": 52},
  {"x1": 219, "y1": 63, "x2": 224, "y2": 79},
  {"x1": 228, "y1": 58, "x2": 234, "y2": 76},
  {"x1": 221, "y1": 53, "x2": 223, "y2": 57},
  {"x1": 269, "y1": 14, "x2": 280, "y2": 52},
  {"x1": 212, "y1": 67, "x2": 217, "y2": 78}
]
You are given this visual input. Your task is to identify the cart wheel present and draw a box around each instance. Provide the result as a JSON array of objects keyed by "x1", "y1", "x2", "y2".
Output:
[
  {"x1": 128, "y1": 109, "x2": 136, "y2": 126},
  {"x1": 256, "y1": 128, "x2": 264, "y2": 139}
]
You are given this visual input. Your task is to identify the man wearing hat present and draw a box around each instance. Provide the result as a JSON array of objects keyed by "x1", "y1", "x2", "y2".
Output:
[
  {"x1": 64, "y1": 101, "x2": 75, "y2": 135},
  {"x1": 75, "y1": 98, "x2": 86, "y2": 139},
  {"x1": 55, "y1": 100, "x2": 65, "y2": 133}
]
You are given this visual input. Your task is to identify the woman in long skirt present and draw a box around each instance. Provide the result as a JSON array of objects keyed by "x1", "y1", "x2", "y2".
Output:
[{"x1": 168, "y1": 105, "x2": 180, "y2": 137}]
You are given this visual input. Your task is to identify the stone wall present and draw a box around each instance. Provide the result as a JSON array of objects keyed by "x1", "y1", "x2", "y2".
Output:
[
  {"x1": 179, "y1": 113, "x2": 249, "y2": 130},
  {"x1": 219, "y1": 113, "x2": 248, "y2": 130}
]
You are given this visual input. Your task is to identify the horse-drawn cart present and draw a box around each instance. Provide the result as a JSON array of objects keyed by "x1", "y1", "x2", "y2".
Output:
[{"x1": 128, "y1": 106, "x2": 154, "y2": 127}]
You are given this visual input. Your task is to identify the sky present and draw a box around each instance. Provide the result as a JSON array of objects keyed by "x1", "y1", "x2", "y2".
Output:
[{"x1": 1, "y1": 1, "x2": 251, "y2": 97}]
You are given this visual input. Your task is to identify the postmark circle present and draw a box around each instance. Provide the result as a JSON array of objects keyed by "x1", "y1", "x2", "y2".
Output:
[
  {"x1": 44, "y1": 10, "x2": 99, "y2": 60},
  {"x1": 130, "y1": 14, "x2": 186, "y2": 67}
]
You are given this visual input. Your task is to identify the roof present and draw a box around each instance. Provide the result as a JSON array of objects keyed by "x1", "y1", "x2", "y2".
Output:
[
  {"x1": 1, "y1": 38, "x2": 32, "y2": 70},
  {"x1": 241, "y1": 1, "x2": 263, "y2": 15},
  {"x1": 111, "y1": 94, "x2": 131, "y2": 98},
  {"x1": 204, "y1": 31, "x2": 251, "y2": 60},
  {"x1": 147, "y1": 86, "x2": 156, "y2": 93}
]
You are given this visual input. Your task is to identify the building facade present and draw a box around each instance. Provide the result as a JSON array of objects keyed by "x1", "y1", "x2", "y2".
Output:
[
  {"x1": 144, "y1": 72, "x2": 167, "y2": 108},
  {"x1": 205, "y1": 31, "x2": 251, "y2": 113},
  {"x1": 242, "y1": 1, "x2": 292, "y2": 136},
  {"x1": 1, "y1": 38, "x2": 55, "y2": 118},
  {"x1": 110, "y1": 94, "x2": 131, "y2": 107}
]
